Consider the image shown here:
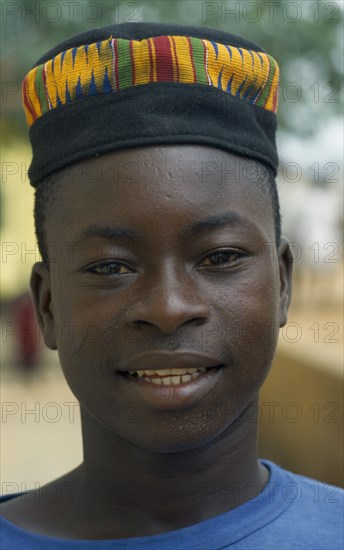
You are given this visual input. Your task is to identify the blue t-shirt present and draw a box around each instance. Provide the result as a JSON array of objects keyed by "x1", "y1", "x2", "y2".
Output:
[{"x1": 1, "y1": 460, "x2": 343, "y2": 549}]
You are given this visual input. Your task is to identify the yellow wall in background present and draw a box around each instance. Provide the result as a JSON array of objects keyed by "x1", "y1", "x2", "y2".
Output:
[{"x1": 1, "y1": 144, "x2": 38, "y2": 298}]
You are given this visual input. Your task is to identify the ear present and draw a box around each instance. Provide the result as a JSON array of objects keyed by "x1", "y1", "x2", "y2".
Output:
[
  {"x1": 277, "y1": 237, "x2": 293, "y2": 328},
  {"x1": 30, "y1": 262, "x2": 57, "y2": 350}
]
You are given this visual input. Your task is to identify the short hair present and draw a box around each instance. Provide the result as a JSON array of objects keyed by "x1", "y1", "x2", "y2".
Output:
[{"x1": 33, "y1": 158, "x2": 282, "y2": 265}]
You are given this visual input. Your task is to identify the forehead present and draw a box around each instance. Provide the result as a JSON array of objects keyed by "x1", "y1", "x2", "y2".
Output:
[{"x1": 48, "y1": 145, "x2": 274, "y2": 242}]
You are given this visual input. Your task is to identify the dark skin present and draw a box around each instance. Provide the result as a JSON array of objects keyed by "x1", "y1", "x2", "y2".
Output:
[{"x1": 1, "y1": 145, "x2": 292, "y2": 540}]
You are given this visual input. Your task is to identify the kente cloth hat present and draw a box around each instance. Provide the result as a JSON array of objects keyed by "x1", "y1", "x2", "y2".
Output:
[{"x1": 22, "y1": 22, "x2": 280, "y2": 187}]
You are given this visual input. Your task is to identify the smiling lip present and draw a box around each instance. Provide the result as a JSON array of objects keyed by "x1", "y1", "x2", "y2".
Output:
[
  {"x1": 117, "y1": 351, "x2": 225, "y2": 410},
  {"x1": 118, "y1": 350, "x2": 224, "y2": 373}
]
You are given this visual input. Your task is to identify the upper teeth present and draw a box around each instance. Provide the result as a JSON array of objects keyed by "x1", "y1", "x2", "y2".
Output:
[{"x1": 129, "y1": 367, "x2": 207, "y2": 376}]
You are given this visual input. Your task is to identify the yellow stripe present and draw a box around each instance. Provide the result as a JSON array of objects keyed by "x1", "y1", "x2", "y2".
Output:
[
  {"x1": 73, "y1": 46, "x2": 92, "y2": 95},
  {"x1": 44, "y1": 59, "x2": 57, "y2": 108},
  {"x1": 265, "y1": 63, "x2": 280, "y2": 111},
  {"x1": 239, "y1": 49, "x2": 255, "y2": 97},
  {"x1": 53, "y1": 52, "x2": 68, "y2": 103},
  {"x1": 204, "y1": 41, "x2": 237, "y2": 91},
  {"x1": 251, "y1": 51, "x2": 268, "y2": 92},
  {"x1": 27, "y1": 68, "x2": 42, "y2": 119},
  {"x1": 53, "y1": 49, "x2": 74, "y2": 101},
  {"x1": 173, "y1": 36, "x2": 194, "y2": 83},
  {"x1": 257, "y1": 53, "x2": 270, "y2": 94},
  {"x1": 132, "y1": 38, "x2": 151, "y2": 85},
  {"x1": 148, "y1": 37, "x2": 157, "y2": 82},
  {"x1": 219, "y1": 43, "x2": 233, "y2": 90},
  {"x1": 84, "y1": 43, "x2": 102, "y2": 92},
  {"x1": 86, "y1": 40, "x2": 115, "y2": 91},
  {"x1": 49, "y1": 45, "x2": 94, "y2": 104},
  {"x1": 228, "y1": 47, "x2": 245, "y2": 95}
]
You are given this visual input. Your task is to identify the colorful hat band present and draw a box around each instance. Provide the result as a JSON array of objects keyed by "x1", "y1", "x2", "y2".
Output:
[
  {"x1": 22, "y1": 35, "x2": 279, "y2": 127},
  {"x1": 22, "y1": 22, "x2": 281, "y2": 187}
]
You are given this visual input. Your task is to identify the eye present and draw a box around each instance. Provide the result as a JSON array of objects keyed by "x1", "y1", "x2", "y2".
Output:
[
  {"x1": 86, "y1": 261, "x2": 133, "y2": 276},
  {"x1": 199, "y1": 249, "x2": 243, "y2": 268}
]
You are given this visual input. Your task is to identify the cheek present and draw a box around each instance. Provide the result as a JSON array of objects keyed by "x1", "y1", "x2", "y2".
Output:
[
  {"x1": 50, "y1": 283, "x2": 116, "y2": 397},
  {"x1": 214, "y1": 260, "x2": 280, "y2": 346},
  {"x1": 215, "y1": 263, "x2": 280, "y2": 386},
  {"x1": 52, "y1": 269, "x2": 120, "y2": 344}
]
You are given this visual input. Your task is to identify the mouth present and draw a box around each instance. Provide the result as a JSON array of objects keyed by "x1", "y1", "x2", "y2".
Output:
[
  {"x1": 125, "y1": 366, "x2": 212, "y2": 385},
  {"x1": 118, "y1": 365, "x2": 225, "y2": 410}
]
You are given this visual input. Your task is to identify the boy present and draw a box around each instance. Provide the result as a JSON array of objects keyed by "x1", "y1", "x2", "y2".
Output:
[{"x1": 1, "y1": 22, "x2": 343, "y2": 549}]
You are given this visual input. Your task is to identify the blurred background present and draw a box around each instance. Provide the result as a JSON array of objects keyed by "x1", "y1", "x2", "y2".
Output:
[{"x1": 1, "y1": 0, "x2": 343, "y2": 493}]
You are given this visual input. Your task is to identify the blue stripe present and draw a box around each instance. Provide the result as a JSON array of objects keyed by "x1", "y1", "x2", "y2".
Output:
[
  {"x1": 211, "y1": 40, "x2": 219, "y2": 59},
  {"x1": 236, "y1": 77, "x2": 247, "y2": 98},
  {"x1": 75, "y1": 75, "x2": 83, "y2": 99},
  {"x1": 72, "y1": 47, "x2": 78, "y2": 68},
  {"x1": 65, "y1": 80, "x2": 71, "y2": 102},
  {"x1": 226, "y1": 74, "x2": 234, "y2": 93},
  {"x1": 251, "y1": 86, "x2": 262, "y2": 103},
  {"x1": 103, "y1": 67, "x2": 112, "y2": 93},
  {"x1": 243, "y1": 83, "x2": 255, "y2": 100},
  {"x1": 89, "y1": 70, "x2": 97, "y2": 95},
  {"x1": 60, "y1": 51, "x2": 66, "y2": 70},
  {"x1": 224, "y1": 45, "x2": 232, "y2": 59},
  {"x1": 55, "y1": 88, "x2": 62, "y2": 107},
  {"x1": 217, "y1": 67, "x2": 223, "y2": 88}
]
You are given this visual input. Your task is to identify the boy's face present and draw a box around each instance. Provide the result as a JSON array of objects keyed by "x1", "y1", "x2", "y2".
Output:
[{"x1": 32, "y1": 145, "x2": 292, "y2": 453}]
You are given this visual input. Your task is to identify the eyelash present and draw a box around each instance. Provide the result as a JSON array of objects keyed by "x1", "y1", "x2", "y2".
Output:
[
  {"x1": 200, "y1": 249, "x2": 243, "y2": 268},
  {"x1": 85, "y1": 249, "x2": 244, "y2": 277}
]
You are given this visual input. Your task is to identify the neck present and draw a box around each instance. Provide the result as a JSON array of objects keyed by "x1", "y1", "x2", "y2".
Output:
[{"x1": 75, "y1": 396, "x2": 268, "y2": 535}]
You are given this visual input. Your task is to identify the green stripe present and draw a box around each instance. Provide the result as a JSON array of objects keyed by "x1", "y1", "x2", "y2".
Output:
[
  {"x1": 117, "y1": 38, "x2": 132, "y2": 89},
  {"x1": 190, "y1": 37, "x2": 207, "y2": 84},
  {"x1": 256, "y1": 55, "x2": 276, "y2": 108},
  {"x1": 35, "y1": 65, "x2": 49, "y2": 114}
]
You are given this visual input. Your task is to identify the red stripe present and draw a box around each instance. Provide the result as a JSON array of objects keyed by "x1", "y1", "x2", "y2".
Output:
[
  {"x1": 272, "y1": 87, "x2": 278, "y2": 113},
  {"x1": 114, "y1": 39, "x2": 119, "y2": 91},
  {"x1": 153, "y1": 36, "x2": 174, "y2": 82},
  {"x1": 171, "y1": 37, "x2": 179, "y2": 81},
  {"x1": 23, "y1": 77, "x2": 37, "y2": 122},
  {"x1": 33, "y1": 69, "x2": 43, "y2": 114},
  {"x1": 186, "y1": 37, "x2": 196, "y2": 83},
  {"x1": 129, "y1": 39, "x2": 135, "y2": 85},
  {"x1": 147, "y1": 38, "x2": 154, "y2": 82}
]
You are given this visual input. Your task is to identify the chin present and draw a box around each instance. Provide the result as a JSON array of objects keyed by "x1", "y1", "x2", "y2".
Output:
[{"x1": 109, "y1": 406, "x2": 245, "y2": 454}]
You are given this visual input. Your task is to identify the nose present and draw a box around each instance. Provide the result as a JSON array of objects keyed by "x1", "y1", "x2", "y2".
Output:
[{"x1": 125, "y1": 263, "x2": 211, "y2": 334}]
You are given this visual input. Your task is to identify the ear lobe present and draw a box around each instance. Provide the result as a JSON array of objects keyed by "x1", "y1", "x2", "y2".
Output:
[
  {"x1": 30, "y1": 262, "x2": 57, "y2": 350},
  {"x1": 277, "y1": 237, "x2": 293, "y2": 328}
]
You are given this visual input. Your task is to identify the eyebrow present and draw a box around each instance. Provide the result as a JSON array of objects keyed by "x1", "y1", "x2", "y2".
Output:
[
  {"x1": 180, "y1": 211, "x2": 253, "y2": 240},
  {"x1": 77, "y1": 212, "x2": 254, "y2": 244},
  {"x1": 78, "y1": 224, "x2": 141, "y2": 243}
]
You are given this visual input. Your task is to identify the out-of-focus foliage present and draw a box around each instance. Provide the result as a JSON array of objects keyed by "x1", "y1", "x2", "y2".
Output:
[{"x1": 1, "y1": 0, "x2": 343, "y2": 141}]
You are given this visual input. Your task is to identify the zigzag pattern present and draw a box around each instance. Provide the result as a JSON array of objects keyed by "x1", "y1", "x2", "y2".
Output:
[{"x1": 22, "y1": 35, "x2": 279, "y2": 127}]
